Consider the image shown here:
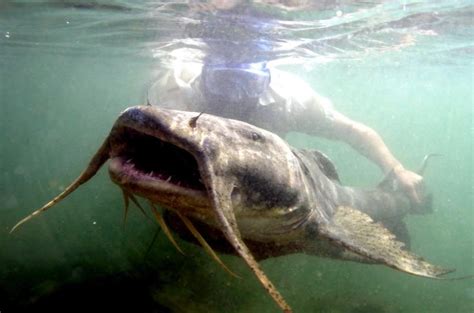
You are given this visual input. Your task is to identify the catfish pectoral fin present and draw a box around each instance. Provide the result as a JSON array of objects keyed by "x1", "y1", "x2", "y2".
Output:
[
  {"x1": 10, "y1": 138, "x2": 110, "y2": 233},
  {"x1": 207, "y1": 176, "x2": 292, "y2": 313}
]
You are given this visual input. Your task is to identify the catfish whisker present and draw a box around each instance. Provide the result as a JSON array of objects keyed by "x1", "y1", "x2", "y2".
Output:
[
  {"x1": 149, "y1": 202, "x2": 184, "y2": 255},
  {"x1": 176, "y1": 211, "x2": 240, "y2": 278},
  {"x1": 121, "y1": 188, "x2": 130, "y2": 227},
  {"x1": 127, "y1": 193, "x2": 151, "y2": 220}
]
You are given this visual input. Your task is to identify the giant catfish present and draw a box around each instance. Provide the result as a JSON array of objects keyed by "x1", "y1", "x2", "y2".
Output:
[{"x1": 12, "y1": 106, "x2": 453, "y2": 312}]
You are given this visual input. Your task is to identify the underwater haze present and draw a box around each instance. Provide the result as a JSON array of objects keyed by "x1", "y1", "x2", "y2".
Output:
[{"x1": 0, "y1": 0, "x2": 473, "y2": 312}]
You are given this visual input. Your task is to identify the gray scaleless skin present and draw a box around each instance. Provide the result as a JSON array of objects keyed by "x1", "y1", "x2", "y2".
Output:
[{"x1": 11, "y1": 106, "x2": 453, "y2": 313}]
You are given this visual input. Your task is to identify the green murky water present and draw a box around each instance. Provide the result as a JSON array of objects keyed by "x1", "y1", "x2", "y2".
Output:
[{"x1": 1, "y1": 1, "x2": 472, "y2": 312}]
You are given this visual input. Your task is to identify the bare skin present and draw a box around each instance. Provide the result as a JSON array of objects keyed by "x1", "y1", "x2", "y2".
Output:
[{"x1": 302, "y1": 104, "x2": 424, "y2": 204}]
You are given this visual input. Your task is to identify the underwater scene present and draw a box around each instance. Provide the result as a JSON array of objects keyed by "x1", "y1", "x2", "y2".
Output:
[{"x1": 0, "y1": 0, "x2": 472, "y2": 312}]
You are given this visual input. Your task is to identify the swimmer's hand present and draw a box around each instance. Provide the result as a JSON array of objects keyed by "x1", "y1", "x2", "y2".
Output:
[{"x1": 393, "y1": 166, "x2": 425, "y2": 204}]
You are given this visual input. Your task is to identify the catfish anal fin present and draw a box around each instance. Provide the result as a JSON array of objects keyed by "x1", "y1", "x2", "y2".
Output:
[{"x1": 320, "y1": 206, "x2": 453, "y2": 278}]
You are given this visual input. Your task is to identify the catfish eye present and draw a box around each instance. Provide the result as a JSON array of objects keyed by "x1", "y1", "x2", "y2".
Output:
[{"x1": 251, "y1": 132, "x2": 262, "y2": 141}]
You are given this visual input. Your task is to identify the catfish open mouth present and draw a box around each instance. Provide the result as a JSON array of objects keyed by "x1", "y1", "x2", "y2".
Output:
[{"x1": 108, "y1": 127, "x2": 206, "y2": 192}]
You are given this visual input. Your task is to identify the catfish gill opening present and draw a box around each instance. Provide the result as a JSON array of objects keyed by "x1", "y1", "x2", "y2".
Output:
[{"x1": 115, "y1": 127, "x2": 204, "y2": 190}]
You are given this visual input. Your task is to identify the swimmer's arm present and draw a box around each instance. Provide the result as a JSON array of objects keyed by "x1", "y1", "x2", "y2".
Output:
[
  {"x1": 318, "y1": 110, "x2": 402, "y2": 174},
  {"x1": 298, "y1": 97, "x2": 424, "y2": 203}
]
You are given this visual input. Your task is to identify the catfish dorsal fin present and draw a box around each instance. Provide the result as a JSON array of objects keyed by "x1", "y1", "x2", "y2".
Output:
[
  {"x1": 296, "y1": 149, "x2": 340, "y2": 182},
  {"x1": 377, "y1": 168, "x2": 398, "y2": 192},
  {"x1": 320, "y1": 206, "x2": 453, "y2": 278},
  {"x1": 310, "y1": 150, "x2": 340, "y2": 182}
]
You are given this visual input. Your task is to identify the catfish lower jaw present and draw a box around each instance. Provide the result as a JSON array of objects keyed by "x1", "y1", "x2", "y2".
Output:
[
  {"x1": 108, "y1": 156, "x2": 211, "y2": 217},
  {"x1": 108, "y1": 156, "x2": 207, "y2": 199}
]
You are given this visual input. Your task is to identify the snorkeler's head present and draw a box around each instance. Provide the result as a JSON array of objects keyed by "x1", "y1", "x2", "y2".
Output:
[
  {"x1": 194, "y1": 4, "x2": 275, "y2": 117},
  {"x1": 201, "y1": 62, "x2": 270, "y2": 106}
]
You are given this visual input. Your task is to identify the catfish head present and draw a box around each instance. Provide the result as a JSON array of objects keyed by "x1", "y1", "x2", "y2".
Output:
[{"x1": 107, "y1": 106, "x2": 310, "y2": 240}]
